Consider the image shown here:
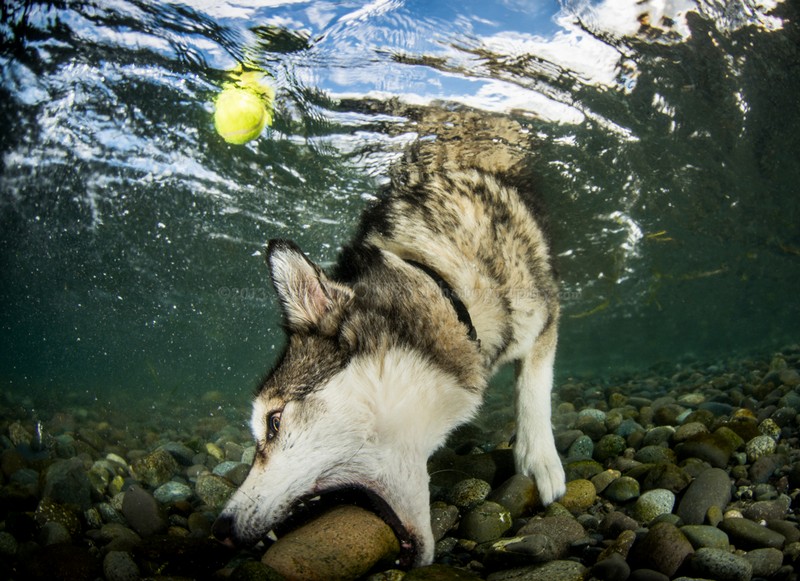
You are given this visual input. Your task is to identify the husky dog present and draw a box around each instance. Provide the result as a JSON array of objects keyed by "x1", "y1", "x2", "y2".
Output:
[{"x1": 213, "y1": 110, "x2": 566, "y2": 567}]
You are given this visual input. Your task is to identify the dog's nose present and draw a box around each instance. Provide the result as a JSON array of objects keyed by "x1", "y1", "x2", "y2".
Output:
[{"x1": 211, "y1": 514, "x2": 235, "y2": 546}]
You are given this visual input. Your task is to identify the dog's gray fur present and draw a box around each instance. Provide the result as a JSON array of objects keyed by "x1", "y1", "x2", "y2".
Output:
[{"x1": 213, "y1": 109, "x2": 566, "y2": 567}]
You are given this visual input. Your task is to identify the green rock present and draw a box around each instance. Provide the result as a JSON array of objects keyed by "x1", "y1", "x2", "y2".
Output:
[
  {"x1": 564, "y1": 459, "x2": 604, "y2": 481},
  {"x1": 718, "y1": 517, "x2": 786, "y2": 550},
  {"x1": 488, "y1": 474, "x2": 536, "y2": 518},
  {"x1": 560, "y1": 479, "x2": 596, "y2": 513},
  {"x1": 449, "y1": 478, "x2": 492, "y2": 510},
  {"x1": 603, "y1": 476, "x2": 640, "y2": 503},
  {"x1": 681, "y1": 525, "x2": 730, "y2": 550},
  {"x1": 593, "y1": 434, "x2": 627, "y2": 463},
  {"x1": 131, "y1": 449, "x2": 179, "y2": 488},
  {"x1": 459, "y1": 501, "x2": 512, "y2": 543},
  {"x1": 641, "y1": 462, "x2": 692, "y2": 493}
]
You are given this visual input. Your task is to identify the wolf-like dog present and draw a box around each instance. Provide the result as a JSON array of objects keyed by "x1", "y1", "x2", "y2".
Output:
[{"x1": 213, "y1": 109, "x2": 566, "y2": 567}]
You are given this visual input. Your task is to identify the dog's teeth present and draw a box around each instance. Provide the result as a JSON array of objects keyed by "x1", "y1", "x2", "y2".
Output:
[{"x1": 267, "y1": 530, "x2": 278, "y2": 541}]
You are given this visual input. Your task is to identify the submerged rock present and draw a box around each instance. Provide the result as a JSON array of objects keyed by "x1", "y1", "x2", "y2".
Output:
[
  {"x1": 262, "y1": 505, "x2": 399, "y2": 581},
  {"x1": 121, "y1": 485, "x2": 167, "y2": 537},
  {"x1": 676, "y1": 467, "x2": 732, "y2": 525}
]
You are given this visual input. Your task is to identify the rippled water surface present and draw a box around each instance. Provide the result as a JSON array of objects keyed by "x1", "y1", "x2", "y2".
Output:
[{"x1": 1, "y1": 0, "x2": 798, "y2": 401}]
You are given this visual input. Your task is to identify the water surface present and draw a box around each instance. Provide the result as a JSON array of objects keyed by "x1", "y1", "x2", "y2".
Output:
[{"x1": 1, "y1": 0, "x2": 798, "y2": 403}]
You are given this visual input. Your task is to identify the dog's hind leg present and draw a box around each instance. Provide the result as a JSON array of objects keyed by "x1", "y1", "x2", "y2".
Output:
[{"x1": 513, "y1": 317, "x2": 566, "y2": 505}]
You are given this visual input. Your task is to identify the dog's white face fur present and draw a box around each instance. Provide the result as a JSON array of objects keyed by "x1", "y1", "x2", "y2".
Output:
[{"x1": 213, "y1": 242, "x2": 483, "y2": 565}]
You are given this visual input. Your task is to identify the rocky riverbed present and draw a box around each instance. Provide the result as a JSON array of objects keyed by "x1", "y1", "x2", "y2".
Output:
[{"x1": 2, "y1": 345, "x2": 800, "y2": 581}]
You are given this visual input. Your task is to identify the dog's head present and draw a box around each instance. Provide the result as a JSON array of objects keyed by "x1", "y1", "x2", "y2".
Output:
[{"x1": 212, "y1": 239, "x2": 476, "y2": 566}]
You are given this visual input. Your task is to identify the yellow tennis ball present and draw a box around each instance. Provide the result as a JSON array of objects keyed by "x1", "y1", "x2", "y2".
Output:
[{"x1": 214, "y1": 87, "x2": 272, "y2": 144}]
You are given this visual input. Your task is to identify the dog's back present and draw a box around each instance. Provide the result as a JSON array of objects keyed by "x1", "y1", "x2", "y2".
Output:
[{"x1": 341, "y1": 109, "x2": 560, "y2": 375}]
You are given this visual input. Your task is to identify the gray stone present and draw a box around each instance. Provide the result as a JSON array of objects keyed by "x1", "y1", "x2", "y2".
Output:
[
  {"x1": 98, "y1": 523, "x2": 142, "y2": 552},
  {"x1": 676, "y1": 467, "x2": 732, "y2": 525},
  {"x1": 486, "y1": 560, "x2": 587, "y2": 581},
  {"x1": 748, "y1": 454, "x2": 785, "y2": 483},
  {"x1": 0, "y1": 531, "x2": 18, "y2": 557},
  {"x1": 642, "y1": 427, "x2": 675, "y2": 447},
  {"x1": 745, "y1": 435, "x2": 776, "y2": 462},
  {"x1": 673, "y1": 422, "x2": 709, "y2": 444},
  {"x1": 599, "y1": 511, "x2": 639, "y2": 537},
  {"x1": 634, "y1": 446, "x2": 676, "y2": 465},
  {"x1": 765, "y1": 519, "x2": 800, "y2": 543},
  {"x1": 158, "y1": 442, "x2": 196, "y2": 466},
  {"x1": 634, "y1": 489, "x2": 675, "y2": 523},
  {"x1": 154, "y1": 481, "x2": 193, "y2": 504},
  {"x1": 97, "y1": 502, "x2": 127, "y2": 524},
  {"x1": 567, "y1": 435, "x2": 594, "y2": 459},
  {"x1": 628, "y1": 570, "x2": 669, "y2": 581},
  {"x1": 404, "y1": 564, "x2": 481, "y2": 580},
  {"x1": 484, "y1": 534, "x2": 560, "y2": 570},
  {"x1": 590, "y1": 552, "x2": 631, "y2": 581},
  {"x1": 103, "y1": 550, "x2": 141, "y2": 581},
  {"x1": 615, "y1": 419, "x2": 645, "y2": 437},
  {"x1": 690, "y1": 547, "x2": 752, "y2": 581},
  {"x1": 554, "y1": 430, "x2": 583, "y2": 453},
  {"x1": 430, "y1": 503, "x2": 460, "y2": 541},
  {"x1": 224, "y1": 441, "x2": 245, "y2": 462},
  {"x1": 230, "y1": 560, "x2": 287, "y2": 581},
  {"x1": 195, "y1": 473, "x2": 236, "y2": 509},
  {"x1": 42, "y1": 457, "x2": 93, "y2": 511},
  {"x1": 121, "y1": 485, "x2": 167, "y2": 537},
  {"x1": 212, "y1": 461, "x2": 249, "y2": 485},
  {"x1": 517, "y1": 516, "x2": 585, "y2": 558},
  {"x1": 743, "y1": 547, "x2": 783, "y2": 577},
  {"x1": 742, "y1": 496, "x2": 790, "y2": 521},
  {"x1": 630, "y1": 522, "x2": 694, "y2": 576},
  {"x1": 38, "y1": 521, "x2": 71, "y2": 546}
]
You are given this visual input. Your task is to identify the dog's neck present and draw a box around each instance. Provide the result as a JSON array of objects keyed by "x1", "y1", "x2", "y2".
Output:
[{"x1": 403, "y1": 259, "x2": 478, "y2": 343}]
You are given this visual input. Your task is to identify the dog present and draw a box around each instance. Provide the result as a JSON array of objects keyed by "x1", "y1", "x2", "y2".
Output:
[{"x1": 212, "y1": 108, "x2": 566, "y2": 567}]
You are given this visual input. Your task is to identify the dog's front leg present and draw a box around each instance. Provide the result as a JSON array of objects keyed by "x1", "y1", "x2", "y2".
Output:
[{"x1": 513, "y1": 319, "x2": 566, "y2": 505}]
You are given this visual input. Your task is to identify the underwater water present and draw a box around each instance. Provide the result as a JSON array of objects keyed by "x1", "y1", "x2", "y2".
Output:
[{"x1": 1, "y1": 0, "x2": 799, "y2": 404}]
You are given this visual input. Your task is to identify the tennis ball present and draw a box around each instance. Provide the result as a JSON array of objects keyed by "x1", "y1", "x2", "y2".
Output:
[{"x1": 214, "y1": 86, "x2": 272, "y2": 145}]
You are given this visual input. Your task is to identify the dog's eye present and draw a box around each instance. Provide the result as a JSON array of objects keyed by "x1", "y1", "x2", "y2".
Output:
[{"x1": 267, "y1": 411, "x2": 281, "y2": 441}]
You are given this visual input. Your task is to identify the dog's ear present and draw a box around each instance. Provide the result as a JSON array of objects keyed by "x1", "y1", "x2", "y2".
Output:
[{"x1": 266, "y1": 239, "x2": 353, "y2": 335}]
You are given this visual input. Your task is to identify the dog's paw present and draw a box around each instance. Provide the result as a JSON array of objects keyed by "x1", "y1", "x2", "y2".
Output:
[
  {"x1": 533, "y1": 454, "x2": 566, "y2": 505},
  {"x1": 515, "y1": 444, "x2": 566, "y2": 505}
]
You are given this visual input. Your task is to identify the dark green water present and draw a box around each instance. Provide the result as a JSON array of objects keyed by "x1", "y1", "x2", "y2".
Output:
[{"x1": 1, "y1": 0, "x2": 798, "y2": 403}]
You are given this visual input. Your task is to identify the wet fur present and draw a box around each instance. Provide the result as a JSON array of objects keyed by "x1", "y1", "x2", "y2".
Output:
[{"x1": 213, "y1": 114, "x2": 566, "y2": 566}]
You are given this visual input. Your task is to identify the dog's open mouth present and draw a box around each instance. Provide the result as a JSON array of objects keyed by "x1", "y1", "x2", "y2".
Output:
[{"x1": 270, "y1": 485, "x2": 418, "y2": 568}]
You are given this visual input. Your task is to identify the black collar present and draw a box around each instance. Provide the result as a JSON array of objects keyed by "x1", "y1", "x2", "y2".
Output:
[{"x1": 405, "y1": 260, "x2": 478, "y2": 343}]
